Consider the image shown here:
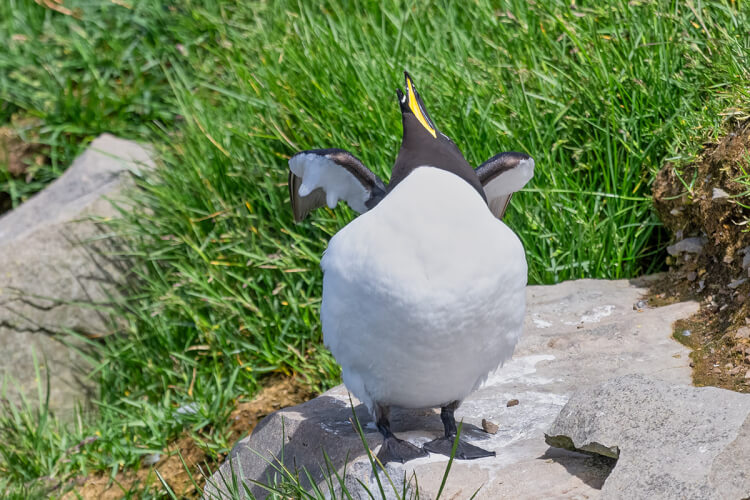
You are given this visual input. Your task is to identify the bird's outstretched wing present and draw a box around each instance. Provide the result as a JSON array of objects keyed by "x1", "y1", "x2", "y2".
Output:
[
  {"x1": 474, "y1": 152, "x2": 535, "y2": 219},
  {"x1": 288, "y1": 148, "x2": 387, "y2": 223}
]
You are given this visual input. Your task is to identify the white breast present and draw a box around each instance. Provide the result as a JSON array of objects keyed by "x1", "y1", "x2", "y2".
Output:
[{"x1": 320, "y1": 167, "x2": 527, "y2": 413}]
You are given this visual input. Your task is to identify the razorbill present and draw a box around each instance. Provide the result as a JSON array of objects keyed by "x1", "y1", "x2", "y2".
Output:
[{"x1": 288, "y1": 72, "x2": 534, "y2": 463}]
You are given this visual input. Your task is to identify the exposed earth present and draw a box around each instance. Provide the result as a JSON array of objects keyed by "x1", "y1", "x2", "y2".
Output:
[
  {"x1": 0, "y1": 123, "x2": 47, "y2": 214},
  {"x1": 61, "y1": 375, "x2": 313, "y2": 499},
  {"x1": 652, "y1": 118, "x2": 750, "y2": 393}
]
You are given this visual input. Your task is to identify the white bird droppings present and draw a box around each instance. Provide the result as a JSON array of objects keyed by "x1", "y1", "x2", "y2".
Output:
[
  {"x1": 565, "y1": 304, "x2": 616, "y2": 325},
  {"x1": 532, "y1": 315, "x2": 552, "y2": 329}
]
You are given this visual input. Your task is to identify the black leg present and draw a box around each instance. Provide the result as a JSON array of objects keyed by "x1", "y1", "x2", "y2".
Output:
[
  {"x1": 374, "y1": 404, "x2": 427, "y2": 464},
  {"x1": 423, "y1": 401, "x2": 495, "y2": 460},
  {"x1": 440, "y1": 402, "x2": 458, "y2": 437}
]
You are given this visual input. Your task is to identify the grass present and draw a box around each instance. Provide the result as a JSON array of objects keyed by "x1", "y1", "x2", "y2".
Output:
[{"x1": 1, "y1": 0, "x2": 749, "y2": 497}]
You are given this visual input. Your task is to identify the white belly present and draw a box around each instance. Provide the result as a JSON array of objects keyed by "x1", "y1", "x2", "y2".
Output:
[{"x1": 320, "y1": 167, "x2": 527, "y2": 413}]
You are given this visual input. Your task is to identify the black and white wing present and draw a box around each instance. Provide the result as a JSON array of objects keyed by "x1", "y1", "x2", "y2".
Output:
[
  {"x1": 288, "y1": 148, "x2": 387, "y2": 223},
  {"x1": 475, "y1": 152, "x2": 535, "y2": 219}
]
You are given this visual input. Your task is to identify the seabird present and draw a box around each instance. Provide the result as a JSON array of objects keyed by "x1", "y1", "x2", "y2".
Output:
[{"x1": 288, "y1": 72, "x2": 534, "y2": 463}]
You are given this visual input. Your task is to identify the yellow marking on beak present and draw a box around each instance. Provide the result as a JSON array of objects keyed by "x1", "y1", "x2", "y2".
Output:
[{"x1": 406, "y1": 76, "x2": 437, "y2": 138}]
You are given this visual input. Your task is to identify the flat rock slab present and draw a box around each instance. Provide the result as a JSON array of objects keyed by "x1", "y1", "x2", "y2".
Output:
[
  {"x1": 0, "y1": 134, "x2": 153, "y2": 416},
  {"x1": 206, "y1": 278, "x2": 699, "y2": 499},
  {"x1": 546, "y1": 374, "x2": 750, "y2": 499}
]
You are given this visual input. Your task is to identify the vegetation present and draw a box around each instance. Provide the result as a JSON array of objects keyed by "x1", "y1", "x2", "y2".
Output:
[{"x1": 1, "y1": 0, "x2": 748, "y2": 497}]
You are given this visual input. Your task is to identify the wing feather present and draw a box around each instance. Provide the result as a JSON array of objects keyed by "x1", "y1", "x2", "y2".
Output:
[
  {"x1": 475, "y1": 152, "x2": 534, "y2": 219},
  {"x1": 288, "y1": 149, "x2": 386, "y2": 222}
]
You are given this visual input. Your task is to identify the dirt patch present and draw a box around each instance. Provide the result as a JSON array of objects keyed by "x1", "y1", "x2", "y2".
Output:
[
  {"x1": 0, "y1": 124, "x2": 48, "y2": 214},
  {"x1": 61, "y1": 375, "x2": 315, "y2": 499},
  {"x1": 651, "y1": 119, "x2": 750, "y2": 392}
]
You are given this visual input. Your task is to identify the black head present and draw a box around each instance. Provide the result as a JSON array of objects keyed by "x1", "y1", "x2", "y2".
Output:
[{"x1": 389, "y1": 72, "x2": 485, "y2": 200}]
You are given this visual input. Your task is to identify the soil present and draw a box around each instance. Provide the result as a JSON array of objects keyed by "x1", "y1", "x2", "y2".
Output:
[
  {"x1": 651, "y1": 119, "x2": 750, "y2": 393},
  {"x1": 60, "y1": 375, "x2": 315, "y2": 499},
  {"x1": 0, "y1": 124, "x2": 48, "y2": 215}
]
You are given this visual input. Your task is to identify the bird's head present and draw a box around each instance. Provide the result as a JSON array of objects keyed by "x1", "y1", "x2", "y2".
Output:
[
  {"x1": 396, "y1": 72, "x2": 439, "y2": 141},
  {"x1": 391, "y1": 72, "x2": 483, "y2": 197}
]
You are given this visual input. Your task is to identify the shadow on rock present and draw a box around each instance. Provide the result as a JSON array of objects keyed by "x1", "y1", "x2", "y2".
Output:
[
  {"x1": 209, "y1": 395, "x2": 480, "y2": 498},
  {"x1": 538, "y1": 447, "x2": 617, "y2": 490}
]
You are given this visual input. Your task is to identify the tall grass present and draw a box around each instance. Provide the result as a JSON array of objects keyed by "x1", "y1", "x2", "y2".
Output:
[{"x1": 0, "y1": 0, "x2": 749, "y2": 496}]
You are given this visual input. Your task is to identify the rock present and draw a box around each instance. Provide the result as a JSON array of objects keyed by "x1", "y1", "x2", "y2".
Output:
[
  {"x1": 666, "y1": 237, "x2": 705, "y2": 257},
  {"x1": 204, "y1": 278, "x2": 698, "y2": 499},
  {"x1": 742, "y1": 247, "x2": 750, "y2": 272},
  {"x1": 712, "y1": 187, "x2": 730, "y2": 199},
  {"x1": 0, "y1": 134, "x2": 153, "y2": 416},
  {"x1": 545, "y1": 374, "x2": 750, "y2": 499},
  {"x1": 735, "y1": 327, "x2": 750, "y2": 340},
  {"x1": 506, "y1": 398, "x2": 519, "y2": 407},
  {"x1": 728, "y1": 278, "x2": 747, "y2": 289},
  {"x1": 632, "y1": 299, "x2": 648, "y2": 310},
  {"x1": 481, "y1": 419, "x2": 498, "y2": 434}
]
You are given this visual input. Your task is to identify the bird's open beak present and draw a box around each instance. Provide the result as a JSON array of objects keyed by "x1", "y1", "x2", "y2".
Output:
[{"x1": 396, "y1": 72, "x2": 437, "y2": 139}]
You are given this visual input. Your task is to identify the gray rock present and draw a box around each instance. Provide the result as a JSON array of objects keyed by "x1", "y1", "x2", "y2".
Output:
[
  {"x1": 205, "y1": 278, "x2": 699, "y2": 499},
  {"x1": 0, "y1": 134, "x2": 153, "y2": 416},
  {"x1": 728, "y1": 278, "x2": 747, "y2": 290},
  {"x1": 666, "y1": 237, "x2": 705, "y2": 256},
  {"x1": 712, "y1": 187, "x2": 730, "y2": 200},
  {"x1": 545, "y1": 374, "x2": 750, "y2": 500}
]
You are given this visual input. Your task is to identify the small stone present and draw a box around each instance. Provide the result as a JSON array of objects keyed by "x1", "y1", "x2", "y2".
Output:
[
  {"x1": 666, "y1": 237, "x2": 705, "y2": 257},
  {"x1": 728, "y1": 278, "x2": 747, "y2": 290},
  {"x1": 633, "y1": 299, "x2": 648, "y2": 311},
  {"x1": 682, "y1": 329, "x2": 692, "y2": 337},
  {"x1": 735, "y1": 327, "x2": 750, "y2": 340},
  {"x1": 713, "y1": 187, "x2": 730, "y2": 199},
  {"x1": 742, "y1": 249, "x2": 750, "y2": 270},
  {"x1": 729, "y1": 366, "x2": 742, "y2": 376},
  {"x1": 713, "y1": 367, "x2": 722, "y2": 374},
  {"x1": 176, "y1": 403, "x2": 199, "y2": 415},
  {"x1": 141, "y1": 453, "x2": 161, "y2": 466},
  {"x1": 669, "y1": 208, "x2": 682, "y2": 216},
  {"x1": 507, "y1": 399, "x2": 520, "y2": 407},
  {"x1": 698, "y1": 280, "x2": 706, "y2": 292},
  {"x1": 482, "y1": 419, "x2": 499, "y2": 434},
  {"x1": 746, "y1": 370, "x2": 750, "y2": 380},
  {"x1": 687, "y1": 271, "x2": 697, "y2": 282}
]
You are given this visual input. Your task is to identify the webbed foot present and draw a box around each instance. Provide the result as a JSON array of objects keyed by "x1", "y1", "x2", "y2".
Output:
[
  {"x1": 424, "y1": 401, "x2": 496, "y2": 460},
  {"x1": 423, "y1": 436, "x2": 495, "y2": 459},
  {"x1": 377, "y1": 435, "x2": 428, "y2": 464}
]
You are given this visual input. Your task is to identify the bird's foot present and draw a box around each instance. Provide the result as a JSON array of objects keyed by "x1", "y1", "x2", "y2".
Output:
[
  {"x1": 376, "y1": 436, "x2": 428, "y2": 464},
  {"x1": 423, "y1": 436, "x2": 495, "y2": 460}
]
